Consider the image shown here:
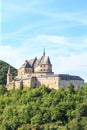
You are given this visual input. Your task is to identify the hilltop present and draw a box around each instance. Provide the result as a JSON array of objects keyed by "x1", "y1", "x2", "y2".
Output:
[
  {"x1": 0, "y1": 60, "x2": 17, "y2": 85},
  {"x1": 0, "y1": 85, "x2": 87, "y2": 130}
]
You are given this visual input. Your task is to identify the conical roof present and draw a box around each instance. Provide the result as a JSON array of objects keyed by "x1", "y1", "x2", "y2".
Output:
[{"x1": 8, "y1": 66, "x2": 12, "y2": 74}]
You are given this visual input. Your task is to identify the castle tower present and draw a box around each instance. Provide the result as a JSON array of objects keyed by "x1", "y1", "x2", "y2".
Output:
[
  {"x1": 7, "y1": 66, "x2": 12, "y2": 85},
  {"x1": 34, "y1": 49, "x2": 53, "y2": 75},
  {"x1": 18, "y1": 60, "x2": 32, "y2": 78}
]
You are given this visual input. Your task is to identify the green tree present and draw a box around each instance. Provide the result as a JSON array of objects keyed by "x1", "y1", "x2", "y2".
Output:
[
  {"x1": 68, "y1": 83, "x2": 75, "y2": 94},
  {"x1": 0, "y1": 60, "x2": 17, "y2": 84},
  {"x1": 0, "y1": 84, "x2": 7, "y2": 95}
]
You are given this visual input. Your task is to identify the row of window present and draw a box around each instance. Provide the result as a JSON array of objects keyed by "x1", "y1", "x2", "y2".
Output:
[
  {"x1": 25, "y1": 70, "x2": 32, "y2": 73},
  {"x1": 40, "y1": 69, "x2": 51, "y2": 71},
  {"x1": 40, "y1": 65, "x2": 45, "y2": 67},
  {"x1": 40, "y1": 65, "x2": 51, "y2": 67}
]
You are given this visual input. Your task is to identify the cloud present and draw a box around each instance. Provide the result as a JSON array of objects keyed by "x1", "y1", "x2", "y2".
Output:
[
  {"x1": 0, "y1": 45, "x2": 22, "y2": 68},
  {"x1": 0, "y1": 35, "x2": 87, "y2": 82},
  {"x1": 1, "y1": 1, "x2": 87, "y2": 81},
  {"x1": 53, "y1": 52, "x2": 87, "y2": 81}
]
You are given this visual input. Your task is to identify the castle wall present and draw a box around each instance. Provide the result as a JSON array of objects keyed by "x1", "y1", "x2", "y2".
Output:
[
  {"x1": 18, "y1": 68, "x2": 25, "y2": 78},
  {"x1": 15, "y1": 76, "x2": 60, "y2": 90},
  {"x1": 15, "y1": 77, "x2": 37, "y2": 89},
  {"x1": 6, "y1": 76, "x2": 84, "y2": 90},
  {"x1": 18, "y1": 68, "x2": 32, "y2": 78},
  {"x1": 59, "y1": 79, "x2": 84, "y2": 88},
  {"x1": 36, "y1": 76, "x2": 60, "y2": 90},
  {"x1": 15, "y1": 81, "x2": 21, "y2": 89},
  {"x1": 23, "y1": 78, "x2": 31, "y2": 88},
  {"x1": 6, "y1": 83, "x2": 15, "y2": 90}
]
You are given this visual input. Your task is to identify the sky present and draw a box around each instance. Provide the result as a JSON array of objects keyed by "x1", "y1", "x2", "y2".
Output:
[{"x1": 1, "y1": 0, "x2": 87, "y2": 81}]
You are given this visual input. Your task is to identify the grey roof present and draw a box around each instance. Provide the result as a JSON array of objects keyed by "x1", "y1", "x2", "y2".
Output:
[
  {"x1": 28, "y1": 57, "x2": 40, "y2": 67},
  {"x1": 39, "y1": 55, "x2": 51, "y2": 65},
  {"x1": 19, "y1": 50, "x2": 52, "y2": 70},
  {"x1": 39, "y1": 49, "x2": 51, "y2": 65},
  {"x1": 34, "y1": 59, "x2": 40, "y2": 66},
  {"x1": 15, "y1": 73, "x2": 84, "y2": 82},
  {"x1": 58, "y1": 74, "x2": 84, "y2": 81},
  {"x1": 21, "y1": 60, "x2": 31, "y2": 68},
  {"x1": 28, "y1": 54, "x2": 52, "y2": 67},
  {"x1": 36, "y1": 74, "x2": 84, "y2": 81},
  {"x1": 29, "y1": 57, "x2": 37, "y2": 66}
]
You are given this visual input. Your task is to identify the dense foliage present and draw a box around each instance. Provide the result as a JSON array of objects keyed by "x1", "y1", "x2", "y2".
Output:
[
  {"x1": 0, "y1": 84, "x2": 87, "y2": 130},
  {"x1": 0, "y1": 60, "x2": 17, "y2": 84}
]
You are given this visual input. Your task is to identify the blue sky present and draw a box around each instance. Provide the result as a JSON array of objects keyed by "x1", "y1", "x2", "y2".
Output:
[{"x1": 1, "y1": 0, "x2": 87, "y2": 81}]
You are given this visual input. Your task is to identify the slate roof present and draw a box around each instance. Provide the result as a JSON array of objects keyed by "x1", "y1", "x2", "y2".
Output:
[
  {"x1": 28, "y1": 54, "x2": 52, "y2": 67},
  {"x1": 29, "y1": 57, "x2": 40, "y2": 67},
  {"x1": 39, "y1": 55, "x2": 51, "y2": 65},
  {"x1": 28, "y1": 57, "x2": 37, "y2": 66},
  {"x1": 28, "y1": 58, "x2": 35, "y2": 66},
  {"x1": 19, "y1": 50, "x2": 52, "y2": 70},
  {"x1": 21, "y1": 60, "x2": 32, "y2": 68},
  {"x1": 36, "y1": 74, "x2": 84, "y2": 81},
  {"x1": 58, "y1": 74, "x2": 84, "y2": 81}
]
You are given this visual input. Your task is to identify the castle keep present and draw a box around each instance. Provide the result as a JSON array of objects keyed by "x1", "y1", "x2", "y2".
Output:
[{"x1": 7, "y1": 50, "x2": 84, "y2": 90}]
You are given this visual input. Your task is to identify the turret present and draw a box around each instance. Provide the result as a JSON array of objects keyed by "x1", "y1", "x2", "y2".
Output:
[
  {"x1": 43, "y1": 48, "x2": 45, "y2": 56},
  {"x1": 7, "y1": 66, "x2": 12, "y2": 85}
]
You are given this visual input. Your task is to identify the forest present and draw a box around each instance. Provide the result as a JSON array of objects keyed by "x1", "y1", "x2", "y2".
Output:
[
  {"x1": 0, "y1": 60, "x2": 17, "y2": 85},
  {"x1": 0, "y1": 84, "x2": 87, "y2": 130}
]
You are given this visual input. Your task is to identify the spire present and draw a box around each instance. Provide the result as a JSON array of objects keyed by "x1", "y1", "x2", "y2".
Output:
[
  {"x1": 43, "y1": 48, "x2": 45, "y2": 56},
  {"x1": 8, "y1": 66, "x2": 11, "y2": 74}
]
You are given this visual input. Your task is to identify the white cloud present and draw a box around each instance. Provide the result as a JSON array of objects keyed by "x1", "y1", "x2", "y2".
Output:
[
  {"x1": 1, "y1": 0, "x2": 87, "y2": 81},
  {"x1": 53, "y1": 52, "x2": 87, "y2": 81},
  {"x1": 0, "y1": 35, "x2": 87, "y2": 81}
]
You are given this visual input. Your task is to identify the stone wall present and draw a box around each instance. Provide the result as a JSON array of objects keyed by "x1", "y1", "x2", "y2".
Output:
[
  {"x1": 6, "y1": 81, "x2": 15, "y2": 90},
  {"x1": 14, "y1": 76, "x2": 60, "y2": 90},
  {"x1": 36, "y1": 76, "x2": 60, "y2": 90},
  {"x1": 15, "y1": 81, "x2": 21, "y2": 89},
  {"x1": 6, "y1": 75, "x2": 84, "y2": 90},
  {"x1": 18, "y1": 68, "x2": 32, "y2": 78},
  {"x1": 59, "y1": 79, "x2": 84, "y2": 88},
  {"x1": 34, "y1": 64, "x2": 52, "y2": 73}
]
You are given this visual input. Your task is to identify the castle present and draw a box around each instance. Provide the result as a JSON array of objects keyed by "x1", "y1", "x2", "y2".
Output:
[{"x1": 7, "y1": 50, "x2": 84, "y2": 90}]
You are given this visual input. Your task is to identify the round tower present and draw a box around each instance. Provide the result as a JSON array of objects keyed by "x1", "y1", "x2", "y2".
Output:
[{"x1": 7, "y1": 66, "x2": 12, "y2": 85}]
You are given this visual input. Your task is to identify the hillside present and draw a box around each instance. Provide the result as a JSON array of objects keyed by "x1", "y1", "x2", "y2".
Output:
[
  {"x1": 0, "y1": 85, "x2": 87, "y2": 130},
  {"x1": 0, "y1": 60, "x2": 17, "y2": 85}
]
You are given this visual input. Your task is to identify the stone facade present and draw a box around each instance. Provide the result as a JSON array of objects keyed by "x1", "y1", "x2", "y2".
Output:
[{"x1": 6, "y1": 51, "x2": 84, "y2": 90}]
